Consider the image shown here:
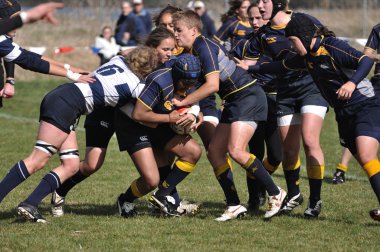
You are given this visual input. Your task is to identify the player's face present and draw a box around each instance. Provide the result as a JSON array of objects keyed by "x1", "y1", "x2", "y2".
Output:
[
  {"x1": 249, "y1": 6, "x2": 268, "y2": 31},
  {"x1": 257, "y1": 0, "x2": 273, "y2": 20},
  {"x1": 159, "y1": 13, "x2": 174, "y2": 33},
  {"x1": 237, "y1": 0, "x2": 251, "y2": 20},
  {"x1": 174, "y1": 21, "x2": 197, "y2": 48},
  {"x1": 156, "y1": 37, "x2": 176, "y2": 64},
  {"x1": 288, "y1": 36, "x2": 307, "y2": 56}
]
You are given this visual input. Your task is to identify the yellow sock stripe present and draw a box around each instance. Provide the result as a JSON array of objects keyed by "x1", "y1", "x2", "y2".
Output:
[
  {"x1": 214, "y1": 162, "x2": 231, "y2": 178},
  {"x1": 131, "y1": 179, "x2": 144, "y2": 198},
  {"x1": 246, "y1": 170, "x2": 256, "y2": 179},
  {"x1": 283, "y1": 158, "x2": 301, "y2": 171},
  {"x1": 226, "y1": 155, "x2": 233, "y2": 171},
  {"x1": 363, "y1": 160, "x2": 380, "y2": 178},
  {"x1": 306, "y1": 164, "x2": 325, "y2": 180},
  {"x1": 175, "y1": 160, "x2": 196, "y2": 173},
  {"x1": 243, "y1": 154, "x2": 256, "y2": 169},
  {"x1": 336, "y1": 163, "x2": 348, "y2": 172},
  {"x1": 263, "y1": 158, "x2": 279, "y2": 173}
]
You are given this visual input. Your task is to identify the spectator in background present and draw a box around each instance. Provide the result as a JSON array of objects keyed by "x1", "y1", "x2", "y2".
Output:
[
  {"x1": 94, "y1": 26, "x2": 120, "y2": 66},
  {"x1": 115, "y1": 1, "x2": 146, "y2": 46},
  {"x1": 132, "y1": 0, "x2": 152, "y2": 33},
  {"x1": 193, "y1": 1, "x2": 216, "y2": 38}
]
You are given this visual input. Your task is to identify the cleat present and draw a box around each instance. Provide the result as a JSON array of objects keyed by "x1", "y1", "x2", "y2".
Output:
[
  {"x1": 264, "y1": 187, "x2": 287, "y2": 219},
  {"x1": 332, "y1": 170, "x2": 345, "y2": 184},
  {"x1": 17, "y1": 202, "x2": 47, "y2": 223},
  {"x1": 247, "y1": 201, "x2": 260, "y2": 214},
  {"x1": 281, "y1": 193, "x2": 304, "y2": 213},
  {"x1": 51, "y1": 190, "x2": 65, "y2": 217},
  {"x1": 117, "y1": 194, "x2": 137, "y2": 218},
  {"x1": 215, "y1": 205, "x2": 247, "y2": 222},
  {"x1": 304, "y1": 200, "x2": 322, "y2": 218},
  {"x1": 369, "y1": 209, "x2": 380, "y2": 222},
  {"x1": 176, "y1": 200, "x2": 200, "y2": 215},
  {"x1": 148, "y1": 194, "x2": 181, "y2": 217}
]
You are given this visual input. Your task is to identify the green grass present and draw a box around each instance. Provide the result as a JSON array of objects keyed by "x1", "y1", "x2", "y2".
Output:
[{"x1": 0, "y1": 79, "x2": 379, "y2": 251}]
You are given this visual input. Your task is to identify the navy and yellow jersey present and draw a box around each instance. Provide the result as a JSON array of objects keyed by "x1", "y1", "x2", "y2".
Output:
[
  {"x1": 244, "y1": 11, "x2": 321, "y2": 83},
  {"x1": 213, "y1": 15, "x2": 253, "y2": 49},
  {"x1": 138, "y1": 59, "x2": 176, "y2": 114},
  {"x1": 190, "y1": 35, "x2": 255, "y2": 100},
  {"x1": 74, "y1": 56, "x2": 144, "y2": 114},
  {"x1": 280, "y1": 36, "x2": 375, "y2": 108},
  {"x1": 365, "y1": 23, "x2": 380, "y2": 82},
  {"x1": 0, "y1": 35, "x2": 49, "y2": 74},
  {"x1": 231, "y1": 37, "x2": 278, "y2": 93}
]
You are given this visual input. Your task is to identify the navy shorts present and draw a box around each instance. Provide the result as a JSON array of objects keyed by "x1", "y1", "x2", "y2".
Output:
[
  {"x1": 84, "y1": 107, "x2": 116, "y2": 148},
  {"x1": 40, "y1": 83, "x2": 86, "y2": 134},
  {"x1": 276, "y1": 75, "x2": 328, "y2": 117},
  {"x1": 199, "y1": 94, "x2": 219, "y2": 118},
  {"x1": 335, "y1": 97, "x2": 380, "y2": 155},
  {"x1": 266, "y1": 93, "x2": 277, "y2": 124},
  {"x1": 220, "y1": 84, "x2": 267, "y2": 124},
  {"x1": 114, "y1": 109, "x2": 176, "y2": 155}
]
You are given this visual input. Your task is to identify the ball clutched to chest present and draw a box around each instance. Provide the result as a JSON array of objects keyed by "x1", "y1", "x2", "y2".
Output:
[{"x1": 169, "y1": 107, "x2": 196, "y2": 135}]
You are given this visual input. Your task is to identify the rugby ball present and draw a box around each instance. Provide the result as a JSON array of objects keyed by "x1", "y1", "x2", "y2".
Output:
[{"x1": 169, "y1": 107, "x2": 195, "y2": 135}]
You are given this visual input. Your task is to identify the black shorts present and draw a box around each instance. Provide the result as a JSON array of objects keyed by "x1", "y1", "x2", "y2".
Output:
[
  {"x1": 266, "y1": 93, "x2": 277, "y2": 124},
  {"x1": 220, "y1": 84, "x2": 267, "y2": 124},
  {"x1": 199, "y1": 94, "x2": 219, "y2": 118},
  {"x1": 84, "y1": 107, "x2": 116, "y2": 148},
  {"x1": 335, "y1": 97, "x2": 380, "y2": 155},
  {"x1": 39, "y1": 83, "x2": 86, "y2": 134},
  {"x1": 114, "y1": 109, "x2": 176, "y2": 155},
  {"x1": 276, "y1": 75, "x2": 328, "y2": 117}
]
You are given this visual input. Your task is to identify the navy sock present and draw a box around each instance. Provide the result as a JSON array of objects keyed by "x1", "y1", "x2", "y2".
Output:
[
  {"x1": 246, "y1": 158, "x2": 279, "y2": 196},
  {"x1": 56, "y1": 170, "x2": 88, "y2": 197},
  {"x1": 24, "y1": 171, "x2": 61, "y2": 207},
  {"x1": 121, "y1": 188, "x2": 138, "y2": 203},
  {"x1": 284, "y1": 167, "x2": 301, "y2": 198},
  {"x1": 370, "y1": 173, "x2": 380, "y2": 204},
  {"x1": 216, "y1": 169, "x2": 240, "y2": 206},
  {"x1": 308, "y1": 178, "x2": 322, "y2": 207},
  {"x1": 246, "y1": 174, "x2": 262, "y2": 205},
  {"x1": 155, "y1": 164, "x2": 189, "y2": 198},
  {"x1": 158, "y1": 165, "x2": 181, "y2": 202},
  {"x1": 0, "y1": 160, "x2": 30, "y2": 203}
]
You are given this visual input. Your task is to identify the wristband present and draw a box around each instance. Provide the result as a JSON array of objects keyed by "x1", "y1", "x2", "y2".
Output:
[
  {"x1": 66, "y1": 70, "x2": 81, "y2": 81},
  {"x1": 187, "y1": 104, "x2": 200, "y2": 117},
  {"x1": 6, "y1": 79, "x2": 15, "y2": 86},
  {"x1": 64, "y1": 64, "x2": 71, "y2": 70},
  {"x1": 20, "y1": 12, "x2": 28, "y2": 23}
]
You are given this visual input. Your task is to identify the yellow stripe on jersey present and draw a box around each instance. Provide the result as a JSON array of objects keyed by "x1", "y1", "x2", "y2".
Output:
[
  {"x1": 363, "y1": 160, "x2": 380, "y2": 178},
  {"x1": 222, "y1": 79, "x2": 256, "y2": 100},
  {"x1": 175, "y1": 160, "x2": 196, "y2": 173},
  {"x1": 306, "y1": 164, "x2": 325, "y2": 180}
]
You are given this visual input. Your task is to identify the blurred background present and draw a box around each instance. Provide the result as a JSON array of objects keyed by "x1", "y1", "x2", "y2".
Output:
[{"x1": 14, "y1": 0, "x2": 380, "y2": 80}]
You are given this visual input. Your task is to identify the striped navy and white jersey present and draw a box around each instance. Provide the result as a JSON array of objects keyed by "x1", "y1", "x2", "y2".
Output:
[
  {"x1": 74, "y1": 56, "x2": 145, "y2": 114},
  {"x1": 0, "y1": 34, "x2": 49, "y2": 73}
]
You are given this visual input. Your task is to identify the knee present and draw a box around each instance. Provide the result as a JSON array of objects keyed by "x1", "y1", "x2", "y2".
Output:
[
  {"x1": 80, "y1": 160, "x2": 102, "y2": 176},
  {"x1": 143, "y1": 174, "x2": 160, "y2": 190},
  {"x1": 184, "y1": 144, "x2": 202, "y2": 164},
  {"x1": 227, "y1": 146, "x2": 242, "y2": 162},
  {"x1": 62, "y1": 159, "x2": 80, "y2": 177}
]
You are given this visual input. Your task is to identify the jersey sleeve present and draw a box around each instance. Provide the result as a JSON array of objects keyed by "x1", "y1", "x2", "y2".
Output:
[
  {"x1": 365, "y1": 26, "x2": 380, "y2": 51},
  {"x1": 214, "y1": 18, "x2": 235, "y2": 43},
  {"x1": 138, "y1": 79, "x2": 163, "y2": 110},
  {"x1": 243, "y1": 35, "x2": 261, "y2": 61},
  {"x1": 194, "y1": 40, "x2": 220, "y2": 77}
]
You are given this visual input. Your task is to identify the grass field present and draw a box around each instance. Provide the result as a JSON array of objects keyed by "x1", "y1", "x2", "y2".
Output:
[{"x1": 0, "y1": 79, "x2": 379, "y2": 251}]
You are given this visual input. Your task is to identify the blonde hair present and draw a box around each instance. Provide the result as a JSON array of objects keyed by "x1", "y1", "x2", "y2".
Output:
[
  {"x1": 125, "y1": 46, "x2": 158, "y2": 80},
  {"x1": 172, "y1": 10, "x2": 202, "y2": 32}
]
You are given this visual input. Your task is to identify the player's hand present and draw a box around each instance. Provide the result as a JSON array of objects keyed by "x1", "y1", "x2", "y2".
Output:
[
  {"x1": 171, "y1": 94, "x2": 186, "y2": 107},
  {"x1": 191, "y1": 112, "x2": 204, "y2": 131},
  {"x1": 234, "y1": 57, "x2": 249, "y2": 70},
  {"x1": 168, "y1": 110, "x2": 181, "y2": 123},
  {"x1": 1, "y1": 82, "x2": 15, "y2": 98},
  {"x1": 336, "y1": 81, "x2": 355, "y2": 100},
  {"x1": 77, "y1": 74, "x2": 96, "y2": 83},
  {"x1": 176, "y1": 112, "x2": 196, "y2": 128},
  {"x1": 25, "y1": 2, "x2": 64, "y2": 24}
]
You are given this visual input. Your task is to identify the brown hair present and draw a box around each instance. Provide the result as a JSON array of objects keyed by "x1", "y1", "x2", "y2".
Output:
[
  {"x1": 153, "y1": 4, "x2": 182, "y2": 27},
  {"x1": 145, "y1": 27, "x2": 175, "y2": 48},
  {"x1": 221, "y1": 0, "x2": 248, "y2": 23},
  {"x1": 172, "y1": 10, "x2": 202, "y2": 32},
  {"x1": 125, "y1": 46, "x2": 158, "y2": 79},
  {"x1": 315, "y1": 26, "x2": 336, "y2": 38}
]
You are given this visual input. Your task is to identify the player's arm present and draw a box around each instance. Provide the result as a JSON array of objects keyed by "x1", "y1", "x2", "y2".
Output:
[
  {"x1": 133, "y1": 99, "x2": 181, "y2": 124},
  {"x1": 363, "y1": 27, "x2": 380, "y2": 62},
  {"x1": 2, "y1": 61, "x2": 15, "y2": 98},
  {"x1": 363, "y1": 47, "x2": 380, "y2": 62}
]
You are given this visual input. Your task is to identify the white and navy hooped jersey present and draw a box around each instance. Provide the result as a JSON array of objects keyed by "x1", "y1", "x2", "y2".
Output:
[
  {"x1": 74, "y1": 56, "x2": 145, "y2": 114},
  {"x1": 0, "y1": 35, "x2": 49, "y2": 73}
]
